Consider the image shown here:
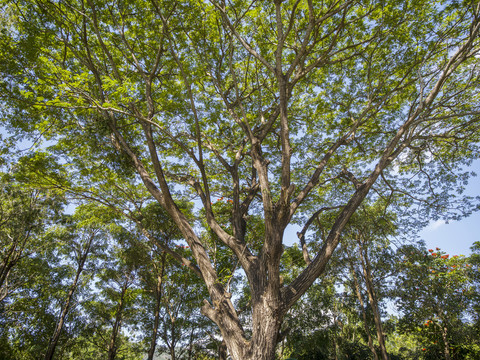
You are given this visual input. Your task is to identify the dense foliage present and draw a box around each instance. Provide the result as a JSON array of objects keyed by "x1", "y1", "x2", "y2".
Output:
[{"x1": 1, "y1": 0, "x2": 479, "y2": 359}]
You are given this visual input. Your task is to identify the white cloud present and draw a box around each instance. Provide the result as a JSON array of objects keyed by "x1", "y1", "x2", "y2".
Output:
[{"x1": 425, "y1": 219, "x2": 446, "y2": 232}]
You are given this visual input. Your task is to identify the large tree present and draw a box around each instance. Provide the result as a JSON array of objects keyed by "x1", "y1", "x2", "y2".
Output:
[{"x1": 1, "y1": 1, "x2": 480, "y2": 359}]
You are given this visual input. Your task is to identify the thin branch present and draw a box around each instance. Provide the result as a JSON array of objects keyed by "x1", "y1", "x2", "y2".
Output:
[
  {"x1": 210, "y1": 0, "x2": 276, "y2": 74},
  {"x1": 296, "y1": 206, "x2": 343, "y2": 265}
]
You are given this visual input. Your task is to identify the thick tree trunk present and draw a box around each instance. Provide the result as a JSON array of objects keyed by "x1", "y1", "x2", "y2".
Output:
[
  {"x1": 358, "y1": 241, "x2": 389, "y2": 360},
  {"x1": 247, "y1": 307, "x2": 282, "y2": 359},
  {"x1": 215, "y1": 236, "x2": 285, "y2": 360},
  {"x1": 213, "y1": 290, "x2": 283, "y2": 360},
  {"x1": 201, "y1": 278, "x2": 283, "y2": 360}
]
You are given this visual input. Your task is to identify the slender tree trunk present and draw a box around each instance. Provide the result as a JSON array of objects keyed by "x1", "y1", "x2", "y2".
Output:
[
  {"x1": 169, "y1": 319, "x2": 176, "y2": 360},
  {"x1": 107, "y1": 277, "x2": 129, "y2": 360},
  {"x1": 146, "y1": 294, "x2": 162, "y2": 360},
  {"x1": 438, "y1": 317, "x2": 452, "y2": 360},
  {"x1": 332, "y1": 306, "x2": 339, "y2": 360},
  {"x1": 169, "y1": 346, "x2": 176, "y2": 360},
  {"x1": 147, "y1": 254, "x2": 166, "y2": 360},
  {"x1": 164, "y1": 300, "x2": 178, "y2": 360},
  {"x1": 44, "y1": 234, "x2": 94, "y2": 360},
  {"x1": 0, "y1": 264, "x2": 13, "y2": 302},
  {"x1": 441, "y1": 326, "x2": 452, "y2": 360},
  {"x1": 186, "y1": 327, "x2": 195, "y2": 360},
  {"x1": 357, "y1": 239, "x2": 389, "y2": 360},
  {"x1": 44, "y1": 268, "x2": 82, "y2": 360},
  {"x1": 0, "y1": 252, "x2": 15, "y2": 290},
  {"x1": 44, "y1": 279, "x2": 79, "y2": 360},
  {"x1": 0, "y1": 234, "x2": 29, "y2": 299},
  {"x1": 346, "y1": 246, "x2": 379, "y2": 360},
  {"x1": 218, "y1": 340, "x2": 227, "y2": 360}
]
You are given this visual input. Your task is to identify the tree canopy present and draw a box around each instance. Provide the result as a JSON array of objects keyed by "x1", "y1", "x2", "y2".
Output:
[{"x1": 1, "y1": 0, "x2": 479, "y2": 359}]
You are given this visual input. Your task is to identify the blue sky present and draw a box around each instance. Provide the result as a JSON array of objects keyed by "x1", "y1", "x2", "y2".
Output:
[
  {"x1": 420, "y1": 213, "x2": 480, "y2": 256},
  {"x1": 419, "y1": 159, "x2": 479, "y2": 256}
]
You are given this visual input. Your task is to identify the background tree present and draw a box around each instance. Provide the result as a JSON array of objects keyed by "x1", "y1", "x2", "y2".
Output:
[
  {"x1": 470, "y1": 242, "x2": 480, "y2": 329},
  {"x1": 0, "y1": 171, "x2": 63, "y2": 303},
  {"x1": 0, "y1": 167, "x2": 67, "y2": 360},
  {"x1": 392, "y1": 244, "x2": 479, "y2": 360},
  {"x1": 80, "y1": 229, "x2": 142, "y2": 360},
  {"x1": 44, "y1": 203, "x2": 115, "y2": 360},
  {"x1": 280, "y1": 270, "x2": 340, "y2": 360},
  {"x1": 299, "y1": 202, "x2": 397, "y2": 359},
  {"x1": 344, "y1": 205, "x2": 397, "y2": 360}
]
